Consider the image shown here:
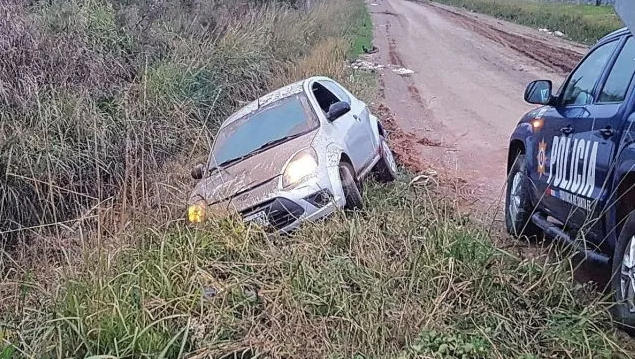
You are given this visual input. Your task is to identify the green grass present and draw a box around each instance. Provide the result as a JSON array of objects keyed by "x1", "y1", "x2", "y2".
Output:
[
  {"x1": 4, "y1": 179, "x2": 634, "y2": 358},
  {"x1": 349, "y1": 0, "x2": 374, "y2": 57},
  {"x1": 431, "y1": 0, "x2": 623, "y2": 44}
]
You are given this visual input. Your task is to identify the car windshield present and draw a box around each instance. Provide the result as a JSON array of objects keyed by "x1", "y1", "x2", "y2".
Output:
[{"x1": 209, "y1": 94, "x2": 318, "y2": 168}]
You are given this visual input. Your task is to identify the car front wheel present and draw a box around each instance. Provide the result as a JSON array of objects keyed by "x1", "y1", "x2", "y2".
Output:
[
  {"x1": 505, "y1": 153, "x2": 540, "y2": 239},
  {"x1": 339, "y1": 162, "x2": 363, "y2": 210},
  {"x1": 611, "y1": 211, "x2": 635, "y2": 335},
  {"x1": 373, "y1": 135, "x2": 398, "y2": 183}
]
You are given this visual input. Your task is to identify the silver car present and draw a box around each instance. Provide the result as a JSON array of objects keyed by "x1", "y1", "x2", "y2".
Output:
[{"x1": 186, "y1": 76, "x2": 398, "y2": 232}]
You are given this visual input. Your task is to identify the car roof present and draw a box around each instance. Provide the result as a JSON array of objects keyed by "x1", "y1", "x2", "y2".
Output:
[
  {"x1": 599, "y1": 26, "x2": 630, "y2": 43},
  {"x1": 221, "y1": 78, "x2": 313, "y2": 129}
]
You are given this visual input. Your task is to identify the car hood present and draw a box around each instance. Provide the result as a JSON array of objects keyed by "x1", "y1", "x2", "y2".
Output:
[{"x1": 188, "y1": 131, "x2": 317, "y2": 210}]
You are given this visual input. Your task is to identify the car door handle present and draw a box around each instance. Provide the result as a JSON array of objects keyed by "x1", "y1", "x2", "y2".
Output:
[
  {"x1": 560, "y1": 125, "x2": 574, "y2": 135},
  {"x1": 599, "y1": 126, "x2": 615, "y2": 138}
]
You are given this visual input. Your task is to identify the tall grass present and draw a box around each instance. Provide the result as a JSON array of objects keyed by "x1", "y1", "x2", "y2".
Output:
[
  {"x1": 0, "y1": 0, "x2": 366, "y2": 243},
  {"x1": 2, "y1": 180, "x2": 632, "y2": 358},
  {"x1": 2, "y1": 0, "x2": 633, "y2": 357},
  {"x1": 431, "y1": 0, "x2": 623, "y2": 44}
]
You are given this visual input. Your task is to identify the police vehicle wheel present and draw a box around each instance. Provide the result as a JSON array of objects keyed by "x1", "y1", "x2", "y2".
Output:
[
  {"x1": 374, "y1": 135, "x2": 398, "y2": 183},
  {"x1": 339, "y1": 162, "x2": 363, "y2": 210},
  {"x1": 504, "y1": 153, "x2": 540, "y2": 240},
  {"x1": 611, "y1": 212, "x2": 635, "y2": 335}
]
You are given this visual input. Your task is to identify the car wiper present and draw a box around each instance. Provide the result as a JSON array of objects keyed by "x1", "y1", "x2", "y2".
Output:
[
  {"x1": 209, "y1": 132, "x2": 308, "y2": 172},
  {"x1": 209, "y1": 155, "x2": 247, "y2": 173},
  {"x1": 250, "y1": 132, "x2": 305, "y2": 154}
]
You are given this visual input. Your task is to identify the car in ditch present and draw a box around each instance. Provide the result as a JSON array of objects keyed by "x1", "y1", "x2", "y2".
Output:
[
  {"x1": 504, "y1": 2, "x2": 635, "y2": 332},
  {"x1": 186, "y1": 76, "x2": 398, "y2": 233}
]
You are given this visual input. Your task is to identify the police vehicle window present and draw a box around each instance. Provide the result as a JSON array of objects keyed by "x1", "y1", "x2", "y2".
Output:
[
  {"x1": 599, "y1": 37, "x2": 635, "y2": 103},
  {"x1": 561, "y1": 40, "x2": 618, "y2": 106},
  {"x1": 320, "y1": 80, "x2": 351, "y2": 104}
]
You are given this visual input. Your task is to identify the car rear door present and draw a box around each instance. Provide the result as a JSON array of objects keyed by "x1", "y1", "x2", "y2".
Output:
[{"x1": 530, "y1": 38, "x2": 620, "y2": 227}]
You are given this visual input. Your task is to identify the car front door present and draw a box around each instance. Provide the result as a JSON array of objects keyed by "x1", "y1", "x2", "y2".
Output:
[
  {"x1": 318, "y1": 80, "x2": 378, "y2": 171},
  {"x1": 310, "y1": 80, "x2": 367, "y2": 171},
  {"x1": 530, "y1": 38, "x2": 620, "y2": 227},
  {"x1": 579, "y1": 35, "x2": 635, "y2": 243}
]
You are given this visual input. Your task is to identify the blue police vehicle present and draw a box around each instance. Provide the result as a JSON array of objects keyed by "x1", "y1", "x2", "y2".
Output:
[{"x1": 505, "y1": 3, "x2": 635, "y2": 330}]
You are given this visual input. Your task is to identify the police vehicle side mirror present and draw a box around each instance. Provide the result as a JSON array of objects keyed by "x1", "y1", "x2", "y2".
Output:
[
  {"x1": 326, "y1": 101, "x2": 351, "y2": 121},
  {"x1": 524, "y1": 80, "x2": 554, "y2": 105}
]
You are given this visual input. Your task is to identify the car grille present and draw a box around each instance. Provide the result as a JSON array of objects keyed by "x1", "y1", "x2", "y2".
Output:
[{"x1": 241, "y1": 197, "x2": 305, "y2": 231}]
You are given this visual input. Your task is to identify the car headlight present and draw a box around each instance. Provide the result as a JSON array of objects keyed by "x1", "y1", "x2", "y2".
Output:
[
  {"x1": 282, "y1": 148, "x2": 319, "y2": 188},
  {"x1": 187, "y1": 200, "x2": 207, "y2": 223}
]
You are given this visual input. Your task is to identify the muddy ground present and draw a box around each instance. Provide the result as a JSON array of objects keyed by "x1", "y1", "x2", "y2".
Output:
[
  {"x1": 365, "y1": 0, "x2": 615, "y2": 286},
  {"x1": 368, "y1": 0, "x2": 587, "y2": 214}
]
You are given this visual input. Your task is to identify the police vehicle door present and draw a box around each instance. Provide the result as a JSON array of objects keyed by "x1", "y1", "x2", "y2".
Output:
[
  {"x1": 578, "y1": 35, "x2": 635, "y2": 240},
  {"x1": 531, "y1": 39, "x2": 620, "y2": 226}
]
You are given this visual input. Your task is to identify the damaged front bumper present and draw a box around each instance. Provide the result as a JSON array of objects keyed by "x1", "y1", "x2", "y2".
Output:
[{"x1": 240, "y1": 168, "x2": 345, "y2": 233}]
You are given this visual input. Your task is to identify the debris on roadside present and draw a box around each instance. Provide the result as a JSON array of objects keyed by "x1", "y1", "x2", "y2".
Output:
[
  {"x1": 408, "y1": 170, "x2": 439, "y2": 187},
  {"x1": 392, "y1": 67, "x2": 415, "y2": 76},
  {"x1": 363, "y1": 45, "x2": 379, "y2": 54},
  {"x1": 350, "y1": 58, "x2": 385, "y2": 72},
  {"x1": 417, "y1": 137, "x2": 443, "y2": 147},
  {"x1": 539, "y1": 28, "x2": 565, "y2": 37}
]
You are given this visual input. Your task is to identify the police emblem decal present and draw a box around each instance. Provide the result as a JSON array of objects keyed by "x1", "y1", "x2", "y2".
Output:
[{"x1": 537, "y1": 139, "x2": 548, "y2": 178}]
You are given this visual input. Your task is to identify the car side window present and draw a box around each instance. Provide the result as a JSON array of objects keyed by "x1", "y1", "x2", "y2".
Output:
[
  {"x1": 320, "y1": 80, "x2": 351, "y2": 104},
  {"x1": 599, "y1": 37, "x2": 635, "y2": 103},
  {"x1": 312, "y1": 82, "x2": 341, "y2": 113},
  {"x1": 561, "y1": 40, "x2": 618, "y2": 106}
]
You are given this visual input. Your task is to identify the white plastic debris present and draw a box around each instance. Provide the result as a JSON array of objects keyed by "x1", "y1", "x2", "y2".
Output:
[
  {"x1": 539, "y1": 28, "x2": 550, "y2": 32},
  {"x1": 553, "y1": 31, "x2": 564, "y2": 37},
  {"x1": 393, "y1": 67, "x2": 415, "y2": 76},
  {"x1": 349, "y1": 59, "x2": 385, "y2": 72}
]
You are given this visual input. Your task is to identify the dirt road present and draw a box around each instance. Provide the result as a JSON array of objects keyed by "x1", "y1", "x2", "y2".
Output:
[{"x1": 367, "y1": 0, "x2": 589, "y2": 218}]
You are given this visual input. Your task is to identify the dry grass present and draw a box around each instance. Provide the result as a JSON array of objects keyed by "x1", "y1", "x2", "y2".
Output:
[
  {"x1": 3, "y1": 178, "x2": 634, "y2": 358},
  {"x1": 0, "y1": 0, "x2": 364, "y2": 243},
  {"x1": 1, "y1": 0, "x2": 633, "y2": 357}
]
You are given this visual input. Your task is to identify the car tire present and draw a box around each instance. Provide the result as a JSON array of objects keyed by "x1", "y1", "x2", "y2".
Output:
[
  {"x1": 504, "y1": 153, "x2": 540, "y2": 240},
  {"x1": 339, "y1": 162, "x2": 363, "y2": 210},
  {"x1": 373, "y1": 135, "x2": 398, "y2": 183},
  {"x1": 611, "y1": 211, "x2": 635, "y2": 335}
]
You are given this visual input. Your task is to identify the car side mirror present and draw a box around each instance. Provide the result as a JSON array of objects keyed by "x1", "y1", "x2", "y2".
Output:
[
  {"x1": 524, "y1": 80, "x2": 553, "y2": 105},
  {"x1": 326, "y1": 101, "x2": 351, "y2": 121},
  {"x1": 191, "y1": 163, "x2": 205, "y2": 180}
]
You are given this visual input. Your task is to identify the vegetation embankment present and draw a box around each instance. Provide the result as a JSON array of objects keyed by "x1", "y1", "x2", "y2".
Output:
[
  {"x1": 1, "y1": 0, "x2": 635, "y2": 358},
  {"x1": 431, "y1": 0, "x2": 623, "y2": 44}
]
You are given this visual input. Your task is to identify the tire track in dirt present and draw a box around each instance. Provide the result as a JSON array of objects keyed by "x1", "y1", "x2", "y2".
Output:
[
  {"x1": 374, "y1": 85, "x2": 470, "y2": 199},
  {"x1": 429, "y1": 3, "x2": 584, "y2": 74},
  {"x1": 370, "y1": 0, "x2": 587, "y2": 211},
  {"x1": 375, "y1": 10, "x2": 473, "y2": 200}
]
